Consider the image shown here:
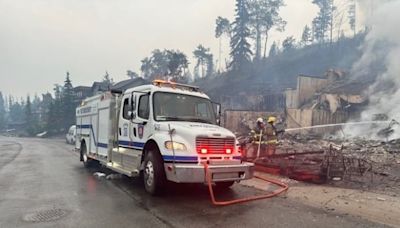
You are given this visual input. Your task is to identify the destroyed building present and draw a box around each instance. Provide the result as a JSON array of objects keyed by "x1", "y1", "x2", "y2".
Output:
[
  {"x1": 220, "y1": 69, "x2": 374, "y2": 136},
  {"x1": 284, "y1": 69, "x2": 371, "y2": 134}
]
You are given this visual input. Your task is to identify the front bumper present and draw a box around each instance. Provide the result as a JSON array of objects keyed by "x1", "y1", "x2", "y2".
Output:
[{"x1": 164, "y1": 162, "x2": 255, "y2": 183}]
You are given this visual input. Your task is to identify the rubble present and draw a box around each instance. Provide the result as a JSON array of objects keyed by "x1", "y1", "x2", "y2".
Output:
[
  {"x1": 373, "y1": 114, "x2": 390, "y2": 121},
  {"x1": 93, "y1": 172, "x2": 106, "y2": 178},
  {"x1": 239, "y1": 131, "x2": 400, "y2": 195},
  {"x1": 376, "y1": 197, "x2": 386, "y2": 201},
  {"x1": 377, "y1": 119, "x2": 400, "y2": 140}
]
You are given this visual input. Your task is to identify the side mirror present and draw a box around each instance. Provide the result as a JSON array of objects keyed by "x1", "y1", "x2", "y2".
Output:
[
  {"x1": 128, "y1": 110, "x2": 136, "y2": 120},
  {"x1": 212, "y1": 102, "x2": 222, "y2": 126}
]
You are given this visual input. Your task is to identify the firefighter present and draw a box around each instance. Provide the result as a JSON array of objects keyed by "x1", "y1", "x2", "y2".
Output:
[
  {"x1": 265, "y1": 116, "x2": 285, "y2": 156},
  {"x1": 249, "y1": 117, "x2": 268, "y2": 158}
]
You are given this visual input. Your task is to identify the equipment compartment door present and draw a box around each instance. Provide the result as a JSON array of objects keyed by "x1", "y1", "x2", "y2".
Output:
[{"x1": 97, "y1": 104, "x2": 110, "y2": 157}]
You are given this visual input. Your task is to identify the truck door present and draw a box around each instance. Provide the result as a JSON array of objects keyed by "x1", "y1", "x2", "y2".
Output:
[
  {"x1": 131, "y1": 92, "x2": 151, "y2": 150},
  {"x1": 118, "y1": 94, "x2": 133, "y2": 148}
]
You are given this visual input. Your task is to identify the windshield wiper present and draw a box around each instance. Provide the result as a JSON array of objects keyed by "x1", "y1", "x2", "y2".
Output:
[
  {"x1": 157, "y1": 116, "x2": 213, "y2": 124},
  {"x1": 184, "y1": 118, "x2": 213, "y2": 124},
  {"x1": 157, "y1": 116, "x2": 185, "y2": 121}
]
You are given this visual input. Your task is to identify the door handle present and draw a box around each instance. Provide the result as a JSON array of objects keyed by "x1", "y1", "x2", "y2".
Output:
[
  {"x1": 133, "y1": 127, "x2": 137, "y2": 137},
  {"x1": 119, "y1": 127, "x2": 121, "y2": 136}
]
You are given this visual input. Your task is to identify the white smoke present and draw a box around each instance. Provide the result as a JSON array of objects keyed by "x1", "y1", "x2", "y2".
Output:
[{"x1": 345, "y1": 0, "x2": 400, "y2": 140}]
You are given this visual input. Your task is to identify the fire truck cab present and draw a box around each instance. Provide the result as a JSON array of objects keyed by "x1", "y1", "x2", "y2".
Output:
[{"x1": 76, "y1": 80, "x2": 254, "y2": 195}]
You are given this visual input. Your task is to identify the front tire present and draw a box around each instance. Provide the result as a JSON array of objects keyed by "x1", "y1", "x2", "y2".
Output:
[{"x1": 143, "y1": 150, "x2": 166, "y2": 195}]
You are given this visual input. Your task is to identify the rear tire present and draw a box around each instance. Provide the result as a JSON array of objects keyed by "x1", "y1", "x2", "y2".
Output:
[
  {"x1": 81, "y1": 142, "x2": 93, "y2": 168},
  {"x1": 215, "y1": 181, "x2": 235, "y2": 189},
  {"x1": 143, "y1": 150, "x2": 166, "y2": 195}
]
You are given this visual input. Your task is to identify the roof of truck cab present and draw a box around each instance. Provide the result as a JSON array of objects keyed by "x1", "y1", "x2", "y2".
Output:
[{"x1": 124, "y1": 84, "x2": 210, "y2": 99}]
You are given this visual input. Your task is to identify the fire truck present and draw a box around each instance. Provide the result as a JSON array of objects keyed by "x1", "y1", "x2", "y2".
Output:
[{"x1": 75, "y1": 80, "x2": 254, "y2": 195}]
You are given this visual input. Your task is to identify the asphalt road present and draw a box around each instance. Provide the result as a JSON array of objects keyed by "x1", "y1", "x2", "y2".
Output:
[{"x1": 0, "y1": 137, "x2": 388, "y2": 228}]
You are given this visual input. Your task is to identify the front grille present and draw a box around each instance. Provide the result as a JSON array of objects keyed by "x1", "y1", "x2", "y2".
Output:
[{"x1": 196, "y1": 137, "x2": 235, "y2": 154}]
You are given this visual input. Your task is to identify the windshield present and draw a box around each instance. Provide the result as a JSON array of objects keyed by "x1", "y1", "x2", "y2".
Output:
[{"x1": 153, "y1": 92, "x2": 216, "y2": 125}]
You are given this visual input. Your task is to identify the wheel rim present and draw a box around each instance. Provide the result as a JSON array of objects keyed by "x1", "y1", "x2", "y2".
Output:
[{"x1": 145, "y1": 161, "x2": 154, "y2": 187}]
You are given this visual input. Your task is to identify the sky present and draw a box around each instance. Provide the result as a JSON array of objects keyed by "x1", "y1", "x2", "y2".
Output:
[{"x1": 0, "y1": 0, "x2": 363, "y2": 99}]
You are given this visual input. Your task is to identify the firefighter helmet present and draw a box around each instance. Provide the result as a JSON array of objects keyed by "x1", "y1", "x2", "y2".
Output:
[
  {"x1": 256, "y1": 117, "x2": 264, "y2": 123},
  {"x1": 267, "y1": 116, "x2": 277, "y2": 123}
]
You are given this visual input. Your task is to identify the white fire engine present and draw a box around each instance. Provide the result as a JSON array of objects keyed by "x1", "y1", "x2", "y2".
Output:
[{"x1": 76, "y1": 80, "x2": 254, "y2": 195}]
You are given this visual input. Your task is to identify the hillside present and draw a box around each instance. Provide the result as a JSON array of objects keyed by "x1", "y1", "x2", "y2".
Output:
[{"x1": 196, "y1": 34, "x2": 366, "y2": 104}]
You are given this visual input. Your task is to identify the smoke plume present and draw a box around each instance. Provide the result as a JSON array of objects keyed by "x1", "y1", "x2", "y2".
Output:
[{"x1": 345, "y1": 0, "x2": 400, "y2": 140}]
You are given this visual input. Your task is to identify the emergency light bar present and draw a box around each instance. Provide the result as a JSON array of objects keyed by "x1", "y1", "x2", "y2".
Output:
[{"x1": 152, "y1": 79, "x2": 201, "y2": 92}]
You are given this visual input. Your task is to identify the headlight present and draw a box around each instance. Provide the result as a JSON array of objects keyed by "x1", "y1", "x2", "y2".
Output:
[{"x1": 164, "y1": 141, "x2": 187, "y2": 151}]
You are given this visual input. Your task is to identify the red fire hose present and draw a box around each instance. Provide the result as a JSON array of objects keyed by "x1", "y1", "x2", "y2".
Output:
[{"x1": 204, "y1": 163, "x2": 289, "y2": 206}]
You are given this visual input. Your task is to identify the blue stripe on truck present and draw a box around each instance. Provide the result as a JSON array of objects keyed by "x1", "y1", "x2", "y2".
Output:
[
  {"x1": 77, "y1": 124, "x2": 91, "y2": 129},
  {"x1": 76, "y1": 124, "x2": 108, "y2": 149},
  {"x1": 118, "y1": 140, "x2": 145, "y2": 149},
  {"x1": 77, "y1": 125, "x2": 239, "y2": 162},
  {"x1": 97, "y1": 143, "x2": 108, "y2": 148},
  {"x1": 162, "y1": 155, "x2": 198, "y2": 163},
  {"x1": 77, "y1": 125, "x2": 143, "y2": 150}
]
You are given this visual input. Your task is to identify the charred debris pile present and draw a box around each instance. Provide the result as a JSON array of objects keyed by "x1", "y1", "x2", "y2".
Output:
[{"x1": 239, "y1": 131, "x2": 400, "y2": 194}]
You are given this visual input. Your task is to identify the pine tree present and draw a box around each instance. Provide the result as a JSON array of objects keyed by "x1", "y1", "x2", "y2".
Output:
[
  {"x1": 102, "y1": 71, "x2": 113, "y2": 88},
  {"x1": 193, "y1": 45, "x2": 214, "y2": 79},
  {"x1": 25, "y1": 95, "x2": 34, "y2": 135},
  {"x1": 348, "y1": 0, "x2": 356, "y2": 37},
  {"x1": 248, "y1": 0, "x2": 286, "y2": 60},
  {"x1": 103, "y1": 71, "x2": 111, "y2": 83},
  {"x1": 312, "y1": 0, "x2": 334, "y2": 44},
  {"x1": 127, "y1": 70, "x2": 139, "y2": 79},
  {"x1": 8, "y1": 96, "x2": 13, "y2": 111},
  {"x1": 206, "y1": 54, "x2": 214, "y2": 78},
  {"x1": 229, "y1": 0, "x2": 253, "y2": 72},
  {"x1": 46, "y1": 101, "x2": 56, "y2": 133},
  {"x1": 61, "y1": 72, "x2": 76, "y2": 131},
  {"x1": 167, "y1": 50, "x2": 189, "y2": 78},
  {"x1": 301, "y1": 25, "x2": 312, "y2": 46},
  {"x1": 9, "y1": 99, "x2": 25, "y2": 124},
  {"x1": 0, "y1": 92, "x2": 5, "y2": 130},
  {"x1": 282, "y1": 36, "x2": 296, "y2": 52},
  {"x1": 140, "y1": 49, "x2": 189, "y2": 82},
  {"x1": 215, "y1": 16, "x2": 231, "y2": 72},
  {"x1": 53, "y1": 84, "x2": 62, "y2": 100},
  {"x1": 269, "y1": 41, "x2": 278, "y2": 57},
  {"x1": 46, "y1": 85, "x2": 63, "y2": 133}
]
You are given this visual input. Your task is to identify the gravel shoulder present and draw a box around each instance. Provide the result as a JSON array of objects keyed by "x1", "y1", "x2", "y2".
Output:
[{"x1": 242, "y1": 172, "x2": 400, "y2": 227}]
